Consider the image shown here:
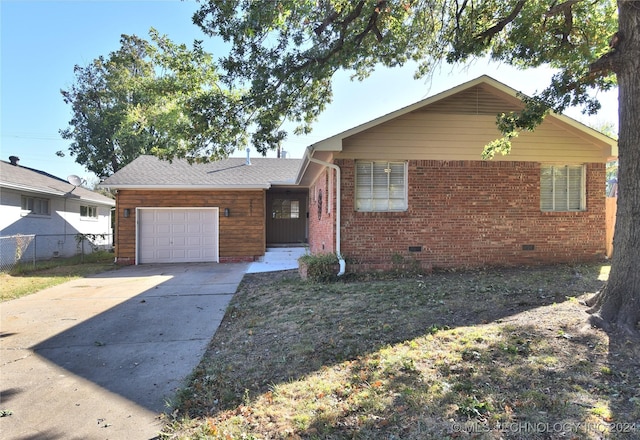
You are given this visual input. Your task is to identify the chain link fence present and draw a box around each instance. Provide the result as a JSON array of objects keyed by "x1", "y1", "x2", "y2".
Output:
[
  {"x1": 0, "y1": 233, "x2": 113, "y2": 273},
  {"x1": 0, "y1": 234, "x2": 36, "y2": 272}
]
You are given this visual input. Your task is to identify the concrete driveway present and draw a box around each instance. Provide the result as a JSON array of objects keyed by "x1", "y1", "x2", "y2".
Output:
[{"x1": 1, "y1": 262, "x2": 248, "y2": 440}]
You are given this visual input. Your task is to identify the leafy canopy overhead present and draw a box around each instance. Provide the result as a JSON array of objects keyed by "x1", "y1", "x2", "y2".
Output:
[
  {"x1": 193, "y1": 0, "x2": 617, "y2": 157},
  {"x1": 61, "y1": 1, "x2": 618, "y2": 172}
]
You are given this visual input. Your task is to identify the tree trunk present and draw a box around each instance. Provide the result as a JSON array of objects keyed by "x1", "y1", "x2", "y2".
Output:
[{"x1": 586, "y1": 1, "x2": 640, "y2": 336}]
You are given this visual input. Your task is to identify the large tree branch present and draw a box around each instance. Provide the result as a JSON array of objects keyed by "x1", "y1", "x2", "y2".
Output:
[
  {"x1": 354, "y1": 5, "x2": 385, "y2": 45},
  {"x1": 590, "y1": 30, "x2": 624, "y2": 75},
  {"x1": 314, "y1": 0, "x2": 366, "y2": 37},
  {"x1": 545, "y1": 0, "x2": 583, "y2": 17},
  {"x1": 545, "y1": 0, "x2": 584, "y2": 17},
  {"x1": 304, "y1": 0, "x2": 388, "y2": 66},
  {"x1": 314, "y1": 10, "x2": 340, "y2": 36},
  {"x1": 475, "y1": 0, "x2": 526, "y2": 43},
  {"x1": 590, "y1": 49, "x2": 623, "y2": 75},
  {"x1": 544, "y1": 0, "x2": 595, "y2": 47},
  {"x1": 455, "y1": 0, "x2": 470, "y2": 30}
]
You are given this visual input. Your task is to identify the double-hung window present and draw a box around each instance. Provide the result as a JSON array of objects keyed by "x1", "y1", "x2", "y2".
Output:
[
  {"x1": 80, "y1": 205, "x2": 98, "y2": 219},
  {"x1": 540, "y1": 165, "x2": 585, "y2": 211},
  {"x1": 21, "y1": 196, "x2": 50, "y2": 216},
  {"x1": 355, "y1": 161, "x2": 407, "y2": 212}
]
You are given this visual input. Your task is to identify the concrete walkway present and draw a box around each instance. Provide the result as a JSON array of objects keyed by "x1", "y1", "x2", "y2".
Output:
[
  {"x1": 246, "y1": 247, "x2": 307, "y2": 273},
  {"x1": 1, "y1": 262, "x2": 248, "y2": 440}
]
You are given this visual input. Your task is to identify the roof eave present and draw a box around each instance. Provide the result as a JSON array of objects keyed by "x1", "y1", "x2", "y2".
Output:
[
  {"x1": 76, "y1": 196, "x2": 116, "y2": 206},
  {"x1": 98, "y1": 184, "x2": 272, "y2": 190},
  {"x1": 295, "y1": 146, "x2": 314, "y2": 185},
  {"x1": 549, "y1": 112, "x2": 618, "y2": 158},
  {"x1": 1, "y1": 182, "x2": 66, "y2": 197},
  {"x1": 1, "y1": 182, "x2": 116, "y2": 205},
  {"x1": 295, "y1": 147, "x2": 335, "y2": 187},
  {"x1": 307, "y1": 74, "x2": 618, "y2": 160}
]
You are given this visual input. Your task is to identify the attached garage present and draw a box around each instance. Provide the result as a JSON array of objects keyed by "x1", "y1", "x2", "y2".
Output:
[
  {"x1": 137, "y1": 208, "x2": 218, "y2": 264},
  {"x1": 101, "y1": 156, "x2": 304, "y2": 264}
]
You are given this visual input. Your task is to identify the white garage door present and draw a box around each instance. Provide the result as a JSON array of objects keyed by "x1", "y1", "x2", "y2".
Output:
[{"x1": 138, "y1": 208, "x2": 218, "y2": 264}]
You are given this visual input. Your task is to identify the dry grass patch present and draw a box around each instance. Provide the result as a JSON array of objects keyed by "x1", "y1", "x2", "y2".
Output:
[
  {"x1": 161, "y1": 263, "x2": 640, "y2": 440},
  {"x1": 0, "y1": 251, "x2": 117, "y2": 301}
]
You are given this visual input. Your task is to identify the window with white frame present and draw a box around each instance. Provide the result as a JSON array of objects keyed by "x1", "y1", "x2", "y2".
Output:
[
  {"x1": 21, "y1": 196, "x2": 50, "y2": 215},
  {"x1": 80, "y1": 205, "x2": 98, "y2": 219},
  {"x1": 355, "y1": 161, "x2": 407, "y2": 211},
  {"x1": 540, "y1": 165, "x2": 586, "y2": 211}
]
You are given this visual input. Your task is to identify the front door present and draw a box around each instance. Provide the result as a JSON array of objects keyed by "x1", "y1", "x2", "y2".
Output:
[{"x1": 266, "y1": 191, "x2": 307, "y2": 245}]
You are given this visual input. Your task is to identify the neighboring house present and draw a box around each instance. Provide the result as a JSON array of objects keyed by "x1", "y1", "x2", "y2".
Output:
[
  {"x1": 0, "y1": 157, "x2": 115, "y2": 262},
  {"x1": 101, "y1": 76, "x2": 618, "y2": 271}
]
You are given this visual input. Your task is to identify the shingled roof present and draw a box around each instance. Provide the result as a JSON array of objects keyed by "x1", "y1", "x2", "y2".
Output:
[
  {"x1": 1, "y1": 160, "x2": 115, "y2": 205},
  {"x1": 100, "y1": 155, "x2": 303, "y2": 189}
]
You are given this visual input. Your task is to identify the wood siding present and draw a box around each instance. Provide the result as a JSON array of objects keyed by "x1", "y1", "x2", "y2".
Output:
[
  {"x1": 337, "y1": 84, "x2": 610, "y2": 163},
  {"x1": 115, "y1": 189, "x2": 265, "y2": 263},
  {"x1": 339, "y1": 113, "x2": 610, "y2": 163},
  {"x1": 418, "y1": 83, "x2": 523, "y2": 115}
]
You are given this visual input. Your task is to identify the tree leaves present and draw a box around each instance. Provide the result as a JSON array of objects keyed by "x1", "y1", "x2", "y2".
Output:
[
  {"x1": 192, "y1": 0, "x2": 618, "y2": 157},
  {"x1": 192, "y1": 0, "x2": 450, "y2": 155},
  {"x1": 60, "y1": 30, "x2": 244, "y2": 178},
  {"x1": 61, "y1": 1, "x2": 620, "y2": 173}
]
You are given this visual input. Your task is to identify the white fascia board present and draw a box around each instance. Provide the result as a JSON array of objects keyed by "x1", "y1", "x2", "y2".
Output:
[
  {"x1": 1, "y1": 182, "x2": 66, "y2": 197},
  {"x1": 311, "y1": 138, "x2": 344, "y2": 152},
  {"x1": 1, "y1": 182, "x2": 115, "y2": 206},
  {"x1": 294, "y1": 146, "x2": 315, "y2": 184},
  {"x1": 295, "y1": 148, "x2": 335, "y2": 186},
  {"x1": 550, "y1": 112, "x2": 618, "y2": 157},
  {"x1": 269, "y1": 179, "x2": 298, "y2": 185},
  {"x1": 77, "y1": 196, "x2": 116, "y2": 206},
  {"x1": 97, "y1": 184, "x2": 272, "y2": 190},
  {"x1": 295, "y1": 159, "x2": 312, "y2": 185}
]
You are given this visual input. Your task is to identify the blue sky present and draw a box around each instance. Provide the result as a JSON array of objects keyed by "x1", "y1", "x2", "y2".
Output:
[{"x1": 1, "y1": 0, "x2": 618, "y2": 184}]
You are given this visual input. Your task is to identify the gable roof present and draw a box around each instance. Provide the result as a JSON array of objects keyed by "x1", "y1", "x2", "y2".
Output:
[
  {"x1": 315, "y1": 75, "x2": 616, "y2": 153},
  {"x1": 0, "y1": 160, "x2": 115, "y2": 206},
  {"x1": 296, "y1": 75, "x2": 618, "y2": 185},
  {"x1": 100, "y1": 155, "x2": 303, "y2": 190}
]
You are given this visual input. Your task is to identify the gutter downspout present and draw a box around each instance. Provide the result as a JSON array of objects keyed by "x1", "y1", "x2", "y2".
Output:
[{"x1": 305, "y1": 149, "x2": 346, "y2": 276}]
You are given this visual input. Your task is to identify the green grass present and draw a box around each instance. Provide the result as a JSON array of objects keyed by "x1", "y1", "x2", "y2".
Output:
[
  {"x1": 160, "y1": 262, "x2": 640, "y2": 440},
  {"x1": 0, "y1": 251, "x2": 117, "y2": 301}
]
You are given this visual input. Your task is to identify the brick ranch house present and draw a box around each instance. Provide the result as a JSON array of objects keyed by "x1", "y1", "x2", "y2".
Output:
[{"x1": 101, "y1": 76, "x2": 617, "y2": 271}]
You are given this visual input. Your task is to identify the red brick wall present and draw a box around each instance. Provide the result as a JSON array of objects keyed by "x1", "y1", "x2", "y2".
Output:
[
  {"x1": 332, "y1": 159, "x2": 605, "y2": 271},
  {"x1": 308, "y1": 169, "x2": 336, "y2": 254}
]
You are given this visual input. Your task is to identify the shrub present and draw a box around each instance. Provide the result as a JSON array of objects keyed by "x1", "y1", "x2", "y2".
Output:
[{"x1": 298, "y1": 253, "x2": 340, "y2": 282}]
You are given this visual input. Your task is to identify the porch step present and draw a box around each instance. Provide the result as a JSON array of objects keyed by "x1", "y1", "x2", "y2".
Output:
[
  {"x1": 247, "y1": 247, "x2": 308, "y2": 273},
  {"x1": 263, "y1": 247, "x2": 308, "y2": 260}
]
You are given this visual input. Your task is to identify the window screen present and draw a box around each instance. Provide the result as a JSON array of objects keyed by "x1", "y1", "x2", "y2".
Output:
[
  {"x1": 356, "y1": 161, "x2": 407, "y2": 212},
  {"x1": 540, "y1": 165, "x2": 585, "y2": 211}
]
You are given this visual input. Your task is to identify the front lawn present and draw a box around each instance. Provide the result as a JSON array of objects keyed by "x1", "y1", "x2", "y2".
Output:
[{"x1": 161, "y1": 263, "x2": 640, "y2": 440}]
